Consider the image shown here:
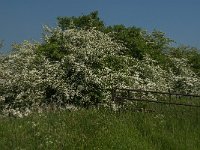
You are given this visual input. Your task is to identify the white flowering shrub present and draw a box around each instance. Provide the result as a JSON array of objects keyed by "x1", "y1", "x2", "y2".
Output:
[
  {"x1": 0, "y1": 25, "x2": 200, "y2": 117},
  {"x1": 168, "y1": 57, "x2": 200, "y2": 94},
  {"x1": 0, "y1": 42, "x2": 72, "y2": 116}
]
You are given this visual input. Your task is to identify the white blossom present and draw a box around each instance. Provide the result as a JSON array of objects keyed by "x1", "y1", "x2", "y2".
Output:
[{"x1": 0, "y1": 26, "x2": 199, "y2": 117}]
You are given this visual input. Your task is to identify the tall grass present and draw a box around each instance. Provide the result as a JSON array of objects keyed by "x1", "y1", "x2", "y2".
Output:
[{"x1": 0, "y1": 104, "x2": 200, "y2": 150}]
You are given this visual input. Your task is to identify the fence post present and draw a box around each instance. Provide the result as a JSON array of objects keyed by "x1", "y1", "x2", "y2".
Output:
[
  {"x1": 111, "y1": 88, "x2": 116, "y2": 103},
  {"x1": 168, "y1": 89, "x2": 172, "y2": 102},
  {"x1": 139, "y1": 89, "x2": 142, "y2": 100},
  {"x1": 127, "y1": 89, "x2": 130, "y2": 99}
]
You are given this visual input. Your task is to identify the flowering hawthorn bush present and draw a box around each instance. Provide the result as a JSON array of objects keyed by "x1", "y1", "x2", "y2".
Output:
[
  {"x1": 168, "y1": 57, "x2": 200, "y2": 94},
  {"x1": 0, "y1": 26, "x2": 200, "y2": 117},
  {"x1": 0, "y1": 41, "x2": 72, "y2": 117}
]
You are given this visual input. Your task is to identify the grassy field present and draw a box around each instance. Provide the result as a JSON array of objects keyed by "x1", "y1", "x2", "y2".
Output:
[{"x1": 0, "y1": 103, "x2": 200, "y2": 150}]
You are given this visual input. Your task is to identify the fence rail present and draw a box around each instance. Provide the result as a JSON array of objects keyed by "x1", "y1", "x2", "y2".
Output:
[{"x1": 110, "y1": 88, "x2": 200, "y2": 108}]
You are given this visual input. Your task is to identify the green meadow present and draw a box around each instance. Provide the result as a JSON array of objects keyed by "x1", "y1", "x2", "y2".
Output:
[{"x1": 0, "y1": 104, "x2": 199, "y2": 150}]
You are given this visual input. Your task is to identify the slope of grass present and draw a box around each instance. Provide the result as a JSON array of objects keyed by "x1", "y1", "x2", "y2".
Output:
[{"x1": 0, "y1": 106, "x2": 200, "y2": 150}]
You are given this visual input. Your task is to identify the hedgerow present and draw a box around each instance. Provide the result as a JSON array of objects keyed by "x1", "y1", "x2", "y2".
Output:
[{"x1": 0, "y1": 12, "x2": 200, "y2": 117}]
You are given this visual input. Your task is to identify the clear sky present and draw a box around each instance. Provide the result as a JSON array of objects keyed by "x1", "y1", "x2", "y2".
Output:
[{"x1": 1, "y1": 0, "x2": 200, "y2": 53}]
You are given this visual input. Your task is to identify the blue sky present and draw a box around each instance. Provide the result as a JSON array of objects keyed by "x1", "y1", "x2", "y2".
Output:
[{"x1": 1, "y1": 0, "x2": 200, "y2": 53}]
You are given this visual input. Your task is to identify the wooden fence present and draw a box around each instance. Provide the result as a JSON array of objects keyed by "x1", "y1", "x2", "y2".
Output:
[{"x1": 110, "y1": 88, "x2": 200, "y2": 108}]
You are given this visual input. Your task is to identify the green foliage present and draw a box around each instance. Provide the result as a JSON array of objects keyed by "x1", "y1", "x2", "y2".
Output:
[
  {"x1": 57, "y1": 11, "x2": 174, "y2": 61},
  {"x1": 105, "y1": 25, "x2": 147, "y2": 60},
  {"x1": 57, "y1": 11, "x2": 105, "y2": 31},
  {"x1": 57, "y1": 12, "x2": 147, "y2": 60},
  {"x1": 147, "y1": 30, "x2": 173, "y2": 51},
  {"x1": 169, "y1": 46, "x2": 200, "y2": 76},
  {"x1": 185, "y1": 50, "x2": 200, "y2": 77},
  {"x1": 189, "y1": 53, "x2": 200, "y2": 76},
  {"x1": 37, "y1": 42, "x2": 64, "y2": 61}
]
